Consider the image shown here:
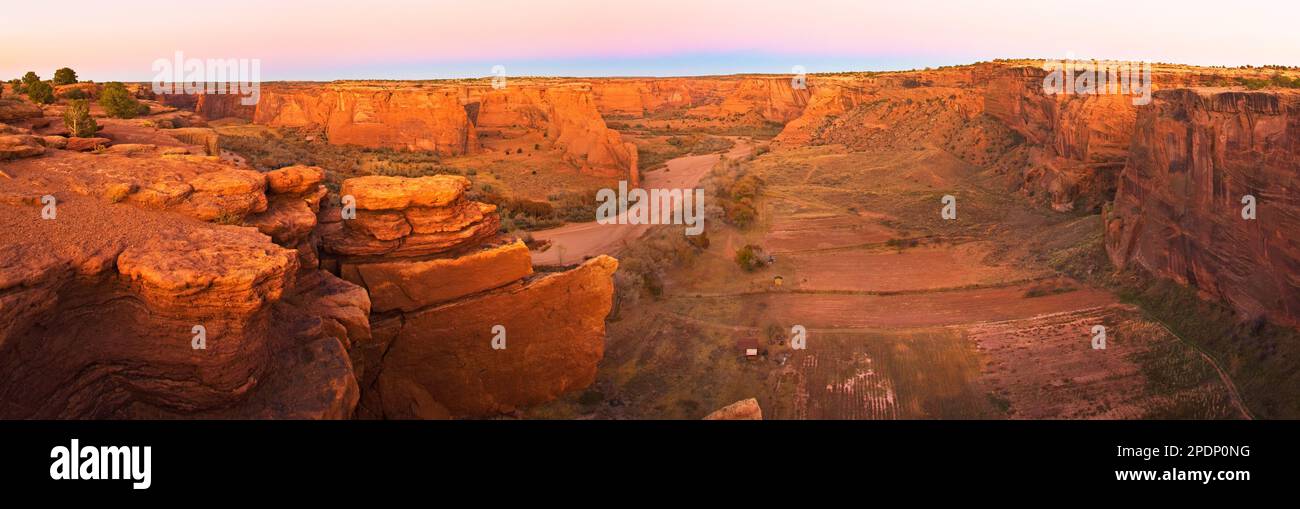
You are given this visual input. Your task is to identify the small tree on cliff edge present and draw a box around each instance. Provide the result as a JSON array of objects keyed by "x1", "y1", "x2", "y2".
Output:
[
  {"x1": 100, "y1": 82, "x2": 144, "y2": 118},
  {"x1": 21, "y1": 71, "x2": 40, "y2": 87},
  {"x1": 63, "y1": 99, "x2": 97, "y2": 138},
  {"x1": 52, "y1": 67, "x2": 78, "y2": 86},
  {"x1": 26, "y1": 81, "x2": 54, "y2": 105}
]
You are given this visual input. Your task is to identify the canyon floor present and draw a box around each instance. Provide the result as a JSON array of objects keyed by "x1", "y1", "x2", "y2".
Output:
[{"x1": 528, "y1": 139, "x2": 1247, "y2": 420}]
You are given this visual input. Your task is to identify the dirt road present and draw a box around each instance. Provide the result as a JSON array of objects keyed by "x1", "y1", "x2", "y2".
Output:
[{"x1": 529, "y1": 140, "x2": 752, "y2": 265}]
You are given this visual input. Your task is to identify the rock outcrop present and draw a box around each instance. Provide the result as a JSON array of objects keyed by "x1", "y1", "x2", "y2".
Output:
[
  {"x1": 0, "y1": 148, "x2": 361, "y2": 418},
  {"x1": 319, "y1": 175, "x2": 618, "y2": 418},
  {"x1": 703, "y1": 398, "x2": 764, "y2": 420},
  {"x1": 0, "y1": 140, "x2": 618, "y2": 419},
  {"x1": 1106, "y1": 89, "x2": 1300, "y2": 327}
]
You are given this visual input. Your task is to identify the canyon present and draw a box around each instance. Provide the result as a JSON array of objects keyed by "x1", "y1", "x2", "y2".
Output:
[{"x1": 1, "y1": 59, "x2": 1296, "y2": 419}]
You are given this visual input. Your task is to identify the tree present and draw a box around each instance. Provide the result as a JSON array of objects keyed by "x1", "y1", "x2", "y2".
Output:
[
  {"x1": 99, "y1": 82, "x2": 144, "y2": 118},
  {"x1": 63, "y1": 99, "x2": 97, "y2": 138},
  {"x1": 21, "y1": 71, "x2": 40, "y2": 87},
  {"x1": 26, "y1": 81, "x2": 54, "y2": 104},
  {"x1": 52, "y1": 67, "x2": 78, "y2": 86}
]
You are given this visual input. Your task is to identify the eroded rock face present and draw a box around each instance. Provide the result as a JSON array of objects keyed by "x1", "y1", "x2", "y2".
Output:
[
  {"x1": 257, "y1": 84, "x2": 481, "y2": 156},
  {"x1": 320, "y1": 174, "x2": 617, "y2": 418},
  {"x1": 194, "y1": 82, "x2": 638, "y2": 182},
  {"x1": 591, "y1": 77, "x2": 809, "y2": 123},
  {"x1": 1106, "y1": 90, "x2": 1300, "y2": 327},
  {"x1": 320, "y1": 175, "x2": 501, "y2": 258},
  {"x1": 363, "y1": 255, "x2": 617, "y2": 418},
  {"x1": 0, "y1": 149, "x2": 363, "y2": 418},
  {"x1": 773, "y1": 62, "x2": 1233, "y2": 213}
]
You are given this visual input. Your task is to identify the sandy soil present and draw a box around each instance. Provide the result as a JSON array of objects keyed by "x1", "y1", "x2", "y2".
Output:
[{"x1": 529, "y1": 139, "x2": 753, "y2": 265}]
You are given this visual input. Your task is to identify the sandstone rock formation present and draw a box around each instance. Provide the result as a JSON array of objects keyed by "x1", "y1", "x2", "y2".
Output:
[
  {"x1": 703, "y1": 398, "x2": 764, "y2": 420},
  {"x1": 0, "y1": 134, "x2": 45, "y2": 160},
  {"x1": 1106, "y1": 89, "x2": 1300, "y2": 327},
  {"x1": 318, "y1": 175, "x2": 618, "y2": 418},
  {"x1": 0, "y1": 147, "x2": 360, "y2": 418},
  {"x1": 591, "y1": 77, "x2": 809, "y2": 123},
  {"x1": 0, "y1": 140, "x2": 617, "y2": 419},
  {"x1": 194, "y1": 81, "x2": 639, "y2": 182}
]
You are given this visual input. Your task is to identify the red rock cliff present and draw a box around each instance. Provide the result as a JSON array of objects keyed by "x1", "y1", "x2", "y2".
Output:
[
  {"x1": 318, "y1": 175, "x2": 618, "y2": 418},
  {"x1": 1106, "y1": 89, "x2": 1300, "y2": 327}
]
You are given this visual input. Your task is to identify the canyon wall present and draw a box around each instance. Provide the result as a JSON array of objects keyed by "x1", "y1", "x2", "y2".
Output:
[
  {"x1": 1106, "y1": 89, "x2": 1300, "y2": 326},
  {"x1": 194, "y1": 82, "x2": 637, "y2": 181},
  {"x1": 590, "y1": 76, "x2": 810, "y2": 123},
  {"x1": 773, "y1": 63, "x2": 1236, "y2": 212}
]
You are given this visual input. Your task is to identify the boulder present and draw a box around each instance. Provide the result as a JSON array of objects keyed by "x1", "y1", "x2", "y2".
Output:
[
  {"x1": 703, "y1": 398, "x2": 764, "y2": 420},
  {"x1": 0, "y1": 135, "x2": 45, "y2": 160},
  {"x1": 65, "y1": 136, "x2": 111, "y2": 151}
]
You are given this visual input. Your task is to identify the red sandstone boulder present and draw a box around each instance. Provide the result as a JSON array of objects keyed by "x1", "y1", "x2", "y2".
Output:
[
  {"x1": 0, "y1": 135, "x2": 45, "y2": 160},
  {"x1": 266, "y1": 164, "x2": 325, "y2": 194},
  {"x1": 65, "y1": 136, "x2": 111, "y2": 151},
  {"x1": 703, "y1": 398, "x2": 764, "y2": 420}
]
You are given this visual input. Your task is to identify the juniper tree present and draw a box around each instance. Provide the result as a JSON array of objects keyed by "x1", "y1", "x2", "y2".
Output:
[{"x1": 63, "y1": 99, "x2": 97, "y2": 138}]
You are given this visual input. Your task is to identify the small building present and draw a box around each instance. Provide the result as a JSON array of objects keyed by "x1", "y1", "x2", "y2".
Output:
[
  {"x1": 773, "y1": 275, "x2": 784, "y2": 287},
  {"x1": 736, "y1": 336, "x2": 760, "y2": 358}
]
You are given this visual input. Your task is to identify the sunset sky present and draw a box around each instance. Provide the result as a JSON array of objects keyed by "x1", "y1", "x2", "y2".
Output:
[{"x1": 3, "y1": 0, "x2": 1297, "y2": 81}]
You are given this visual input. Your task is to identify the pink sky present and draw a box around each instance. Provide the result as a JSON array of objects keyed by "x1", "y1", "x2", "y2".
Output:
[{"x1": 3, "y1": 0, "x2": 1297, "y2": 80}]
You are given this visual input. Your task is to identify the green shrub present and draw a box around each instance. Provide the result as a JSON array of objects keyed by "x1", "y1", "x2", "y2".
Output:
[
  {"x1": 26, "y1": 81, "x2": 54, "y2": 104},
  {"x1": 734, "y1": 244, "x2": 768, "y2": 272},
  {"x1": 52, "y1": 67, "x2": 78, "y2": 86},
  {"x1": 21, "y1": 72, "x2": 39, "y2": 87},
  {"x1": 99, "y1": 82, "x2": 144, "y2": 118},
  {"x1": 1240, "y1": 77, "x2": 1269, "y2": 90},
  {"x1": 58, "y1": 88, "x2": 88, "y2": 100},
  {"x1": 63, "y1": 99, "x2": 97, "y2": 138}
]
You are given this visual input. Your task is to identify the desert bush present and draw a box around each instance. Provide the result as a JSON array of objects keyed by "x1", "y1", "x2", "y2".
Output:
[
  {"x1": 507, "y1": 198, "x2": 554, "y2": 218},
  {"x1": 58, "y1": 88, "x2": 88, "y2": 100},
  {"x1": 99, "y1": 82, "x2": 144, "y2": 118},
  {"x1": 52, "y1": 67, "x2": 78, "y2": 86},
  {"x1": 685, "y1": 231, "x2": 710, "y2": 250},
  {"x1": 21, "y1": 72, "x2": 39, "y2": 87},
  {"x1": 1240, "y1": 78, "x2": 1269, "y2": 90},
  {"x1": 26, "y1": 81, "x2": 54, "y2": 104},
  {"x1": 1269, "y1": 74, "x2": 1300, "y2": 88},
  {"x1": 704, "y1": 156, "x2": 764, "y2": 228},
  {"x1": 734, "y1": 244, "x2": 767, "y2": 272},
  {"x1": 63, "y1": 99, "x2": 97, "y2": 138}
]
